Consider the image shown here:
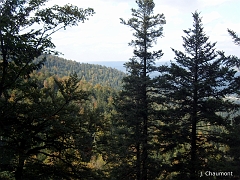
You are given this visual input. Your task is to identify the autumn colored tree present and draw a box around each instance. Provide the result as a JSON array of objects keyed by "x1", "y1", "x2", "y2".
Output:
[{"x1": 0, "y1": 0, "x2": 96, "y2": 179}]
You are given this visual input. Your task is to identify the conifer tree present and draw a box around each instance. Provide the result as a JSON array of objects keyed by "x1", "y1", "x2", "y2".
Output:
[
  {"x1": 109, "y1": 0, "x2": 165, "y2": 179},
  {"x1": 157, "y1": 11, "x2": 238, "y2": 179},
  {"x1": 0, "y1": 0, "x2": 96, "y2": 179},
  {"x1": 228, "y1": 29, "x2": 240, "y2": 46},
  {"x1": 226, "y1": 29, "x2": 240, "y2": 69},
  {"x1": 226, "y1": 29, "x2": 240, "y2": 179},
  {"x1": 0, "y1": 0, "x2": 94, "y2": 97}
]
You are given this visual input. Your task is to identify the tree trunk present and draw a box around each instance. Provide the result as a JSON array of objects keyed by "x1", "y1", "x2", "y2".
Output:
[
  {"x1": 142, "y1": 39, "x2": 148, "y2": 180},
  {"x1": 190, "y1": 63, "x2": 198, "y2": 180},
  {"x1": 15, "y1": 141, "x2": 26, "y2": 180}
]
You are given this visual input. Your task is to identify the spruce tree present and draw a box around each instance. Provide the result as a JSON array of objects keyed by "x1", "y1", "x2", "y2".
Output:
[
  {"x1": 157, "y1": 11, "x2": 238, "y2": 179},
  {"x1": 226, "y1": 29, "x2": 240, "y2": 179},
  {"x1": 109, "y1": 0, "x2": 165, "y2": 179},
  {"x1": 228, "y1": 29, "x2": 240, "y2": 46},
  {"x1": 226, "y1": 29, "x2": 240, "y2": 69}
]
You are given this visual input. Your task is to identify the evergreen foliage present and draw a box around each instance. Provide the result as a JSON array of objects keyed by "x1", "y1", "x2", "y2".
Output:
[
  {"x1": 108, "y1": 0, "x2": 166, "y2": 179},
  {"x1": 157, "y1": 11, "x2": 240, "y2": 179},
  {"x1": 0, "y1": 74, "x2": 102, "y2": 179},
  {"x1": 228, "y1": 29, "x2": 240, "y2": 46},
  {"x1": 37, "y1": 55, "x2": 125, "y2": 90},
  {"x1": 0, "y1": 0, "x2": 94, "y2": 97},
  {"x1": 1, "y1": 1, "x2": 240, "y2": 179},
  {"x1": 226, "y1": 29, "x2": 240, "y2": 70},
  {"x1": 0, "y1": 0, "x2": 99, "y2": 179},
  {"x1": 226, "y1": 28, "x2": 240, "y2": 179}
]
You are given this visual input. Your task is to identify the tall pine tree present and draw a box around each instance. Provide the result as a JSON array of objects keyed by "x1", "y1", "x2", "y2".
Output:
[
  {"x1": 157, "y1": 11, "x2": 239, "y2": 179},
  {"x1": 109, "y1": 0, "x2": 165, "y2": 179}
]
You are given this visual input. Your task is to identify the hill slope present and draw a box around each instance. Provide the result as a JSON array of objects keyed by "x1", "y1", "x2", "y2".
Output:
[{"x1": 38, "y1": 55, "x2": 126, "y2": 90}]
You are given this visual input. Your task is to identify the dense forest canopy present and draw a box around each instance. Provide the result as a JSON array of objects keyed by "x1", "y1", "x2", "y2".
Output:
[
  {"x1": 0, "y1": 0, "x2": 240, "y2": 180},
  {"x1": 35, "y1": 55, "x2": 126, "y2": 90}
]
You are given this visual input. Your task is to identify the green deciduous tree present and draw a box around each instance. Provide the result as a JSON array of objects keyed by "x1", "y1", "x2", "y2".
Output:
[
  {"x1": 109, "y1": 0, "x2": 166, "y2": 179},
  {"x1": 157, "y1": 11, "x2": 239, "y2": 179}
]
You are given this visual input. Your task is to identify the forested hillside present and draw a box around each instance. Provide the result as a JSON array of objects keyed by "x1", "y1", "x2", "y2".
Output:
[
  {"x1": 38, "y1": 55, "x2": 125, "y2": 90},
  {"x1": 1, "y1": 0, "x2": 240, "y2": 180}
]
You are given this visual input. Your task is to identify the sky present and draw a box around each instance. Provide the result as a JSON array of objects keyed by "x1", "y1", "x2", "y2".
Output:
[{"x1": 45, "y1": 0, "x2": 240, "y2": 63}]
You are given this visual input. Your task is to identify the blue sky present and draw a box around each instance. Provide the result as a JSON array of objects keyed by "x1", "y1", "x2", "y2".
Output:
[{"x1": 46, "y1": 0, "x2": 240, "y2": 62}]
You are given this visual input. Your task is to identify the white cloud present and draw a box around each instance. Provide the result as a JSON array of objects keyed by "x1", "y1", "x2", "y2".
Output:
[
  {"x1": 48, "y1": 0, "x2": 134, "y2": 61},
  {"x1": 203, "y1": 11, "x2": 221, "y2": 24},
  {"x1": 199, "y1": 0, "x2": 232, "y2": 7},
  {"x1": 157, "y1": 0, "x2": 198, "y2": 12},
  {"x1": 43, "y1": 0, "x2": 240, "y2": 62},
  {"x1": 207, "y1": 21, "x2": 240, "y2": 56},
  {"x1": 155, "y1": 4, "x2": 182, "y2": 25}
]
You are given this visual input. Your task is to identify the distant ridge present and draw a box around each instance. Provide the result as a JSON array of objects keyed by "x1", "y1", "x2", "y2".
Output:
[
  {"x1": 38, "y1": 55, "x2": 126, "y2": 90},
  {"x1": 86, "y1": 60, "x2": 172, "y2": 73},
  {"x1": 87, "y1": 61, "x2": 126, "y2": 72}
]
